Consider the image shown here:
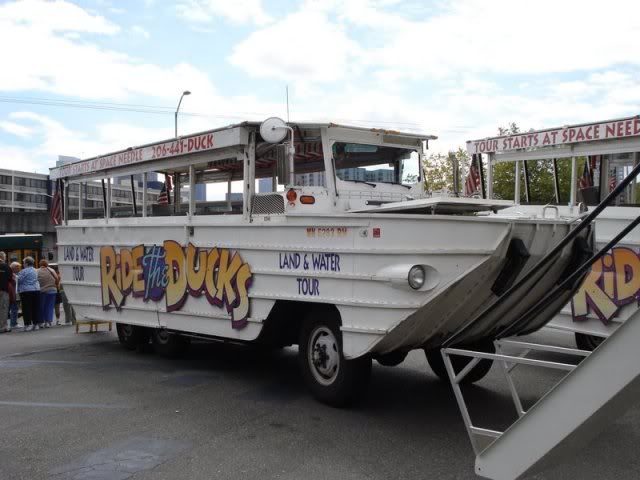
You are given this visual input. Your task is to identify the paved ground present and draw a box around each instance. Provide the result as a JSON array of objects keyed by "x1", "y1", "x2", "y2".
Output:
[{"x1": 0, "y1": 325, "x2": 638, "y2": 480}]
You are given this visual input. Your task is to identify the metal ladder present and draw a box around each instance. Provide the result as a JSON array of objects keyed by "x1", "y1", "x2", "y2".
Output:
[{"x1": 441, "y1": 162, "x2": 640, "y2": 479}]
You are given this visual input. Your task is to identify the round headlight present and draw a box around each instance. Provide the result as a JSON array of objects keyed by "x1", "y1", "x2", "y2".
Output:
[{"x1": 408, "y1": 265, "x2": 425, "y2": 290}]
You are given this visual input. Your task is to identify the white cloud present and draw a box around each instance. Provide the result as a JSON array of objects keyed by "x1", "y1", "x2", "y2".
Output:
[
  {"x1": 131, "y1": 25, "x2": 150, "y2": 39},
  {"x1": 229, "y1": 9, "x2": 362, "y2": 83},
  {"x1": 0, "y1": 0, "x2": 119, "y2": 34},
  {"x1": 176, "y1": 0, "x2": 271, "y2": 26},
  {"x1": 0, "y1": 120, "x2": 34, "y2": 138},
  {"x1": 0, "y1": 1, "x2": 218, "y2": 101},
  {"x1": 229, "y1": 0, "x2": 640, "y2": 85}
]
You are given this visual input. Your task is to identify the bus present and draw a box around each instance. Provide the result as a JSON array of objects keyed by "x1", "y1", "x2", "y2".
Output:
[{"x1": 0, "y1": 233, "x2": 43, "y2": 264}]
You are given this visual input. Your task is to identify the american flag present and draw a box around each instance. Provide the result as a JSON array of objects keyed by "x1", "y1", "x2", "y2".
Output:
[
  {"x1": 464, "y1": 155, "x2": 482, "y2": 196},
  {"x1": 50, "y1": 183, "x2": 62, "y2": 225},
  {"x1": 609, "y1": 174, "x2": 617, "y2": 192},
  {"x1": 578, "y1": 159, "x2": 593, "y2": 189},
  {"x1": 158, "y1": 174, "x2": 172, "y2": 205}
]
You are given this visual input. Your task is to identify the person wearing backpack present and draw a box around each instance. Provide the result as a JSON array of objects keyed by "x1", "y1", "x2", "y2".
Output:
[{"x1": 37, "y1": 260, "x2": 59, "y2": 329}]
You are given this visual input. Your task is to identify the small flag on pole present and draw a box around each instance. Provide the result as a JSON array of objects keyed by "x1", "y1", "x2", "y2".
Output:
[
  {"x1": 50, "y1": 182, "x2": 62, "y2": 225},
  {"x1": 158, "y1": 174, "x2": 172, "y2": 205},
  {"x1": 464, "y1": 156, "x2": 482, "y2": 196},
  {"x1": 579, "y1": 159, "x2": 593, "y2": 189}
]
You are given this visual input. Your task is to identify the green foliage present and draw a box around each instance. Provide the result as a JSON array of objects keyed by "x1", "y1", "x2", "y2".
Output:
[
  {"x1": 423, "y1": 148, "x2": 471, "y2": 192},
  {"x1": 491, "y1": 123, "x2": 586, "y2": 204}
]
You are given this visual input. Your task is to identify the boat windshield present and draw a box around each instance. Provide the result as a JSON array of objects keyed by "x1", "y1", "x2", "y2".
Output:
[{"x1": 332, "y1": 142, "x2": 419, "y2": 185}]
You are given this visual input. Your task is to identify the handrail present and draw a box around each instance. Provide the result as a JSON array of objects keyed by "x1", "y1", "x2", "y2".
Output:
[{"x1": 443, "y1": 160, "x2": 640, "y2": 348}]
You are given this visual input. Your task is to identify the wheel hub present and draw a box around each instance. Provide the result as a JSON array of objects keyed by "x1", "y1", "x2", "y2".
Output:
[{"x1": 308, "y1": 327, "x2": 340, "y2": 385}]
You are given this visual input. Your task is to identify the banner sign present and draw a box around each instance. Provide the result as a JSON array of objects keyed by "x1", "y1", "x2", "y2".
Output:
[
  {"x1": 100, "y1": 242, "x2": 253, "y2": 329},
  {"x1": 467, "y1": 116, "x2": 640, "y2": 155},
  {"x1": 50, "y1": 127, "x2": 248, "y2": 180}
]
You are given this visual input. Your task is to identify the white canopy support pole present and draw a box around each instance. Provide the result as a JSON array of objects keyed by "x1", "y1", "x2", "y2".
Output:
[
  {"x1": 486, "y1": 153, "x2": 494, "y2": 199},
  {"x1": 321, "y1": 127, "x2": 338, "y2": 206},
  {"x1": 78, "y1": 182, "x2": 83, "y2": 220},
  {"x1": 242, "y1": 131, "x2": 256, "y2": 221},
  {"x1": 188, "y1": 164, "x2": 195, "y2": 217},
  {"x1": 106, "y1": 178, "x2": 111, "y2": 223},
  {"x1": 570, "y1": 156, "x2": 577, "y2": 207},
  {"x1": 514, "y1": 161, "x2": 521, "y2": 205},
  {"x1": 632, "y1": 152, "x2": 639, "y2": 202},
  {"x1": 63, "y1": 179, "x2": 69, "y2": 226},
  {"x1": 142, "y1": 172, "x2": 147, "y2": 218}
]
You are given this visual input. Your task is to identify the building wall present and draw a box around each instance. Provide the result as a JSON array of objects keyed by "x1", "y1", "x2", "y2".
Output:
[
  {"x1": 0, "y1": 169, "x2": 50, "y2": 212},
  {"x1": 1, "y1": 168, "x2": 162, "y2": 213}
]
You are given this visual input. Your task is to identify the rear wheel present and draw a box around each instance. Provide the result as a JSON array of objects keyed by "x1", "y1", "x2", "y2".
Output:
[
  {"x1": 116, "y1": 323, "x2": 150, "y2": 350},
  {"x1": 575, "y1": 333, "x2": 605, "y2": 351},
  {"x1": 299, "y1": 312, "x2": 371, "y2": 407},
  {"x1": 425, "y1": 339, "x2": 495, "y2": 384},
  {"x1": 151, "y1": 329, "x2": 191, "y2": 357}
]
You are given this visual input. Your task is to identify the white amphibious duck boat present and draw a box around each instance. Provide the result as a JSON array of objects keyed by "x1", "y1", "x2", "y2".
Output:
[{"x1": 50, "y1": 118, "x2": 593, "y2": 406}]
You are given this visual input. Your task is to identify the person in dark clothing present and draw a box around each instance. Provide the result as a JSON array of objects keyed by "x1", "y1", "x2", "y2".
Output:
[{"x1": 0, "y1": 251, "x2": 14, "y2": 333}]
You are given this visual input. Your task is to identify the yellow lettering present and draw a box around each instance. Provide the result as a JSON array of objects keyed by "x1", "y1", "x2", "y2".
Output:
[
  {"x1": 204, "y1": 247, "x2": 219, "y2": 303},
  {"x1": 100, "y1": 246, "x2": 123, "y2": 308},
  {"x1": 131, "y1": 245, "x2": 145, "y2": 297},
  {"x1": 232, "y1": 263, "x2": 252, "y2": 327},
  {"x1": 215, "y1": 249, "x2": 242, "y2": 307},
  {"x1": 613, "y1": 248, "x2": 640, "y2": 303},
  {"x1": 572, "y1": 258, "x2": 618, "y2": 320},
  {"x1": 120, "y1": 248, "x2": 134, "y2": 295},
  {"x1": 164, "y1": 240, "x2": 187, "y2": 312}
]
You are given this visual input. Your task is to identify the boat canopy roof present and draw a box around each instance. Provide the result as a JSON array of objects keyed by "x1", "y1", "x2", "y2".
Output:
[
  {"x1": 466, "y1": 114, "x2": 640, "y2": 163},
  {"x1": 50, "y1": 121, "x2": 436, "y2": 182}
]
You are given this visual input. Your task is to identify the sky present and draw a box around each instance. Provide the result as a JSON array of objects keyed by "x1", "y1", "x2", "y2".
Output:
[{"x1": 1, "y1": 0, "x2": 640, "y2": 175}]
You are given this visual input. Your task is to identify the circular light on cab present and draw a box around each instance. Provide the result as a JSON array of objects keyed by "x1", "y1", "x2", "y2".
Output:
[
  {"x1": 286, "y1": 189, "x2": 297, "y2": 202},
  {"x1": 408, "y1": 265, "x2": 426, "y2": 290}
]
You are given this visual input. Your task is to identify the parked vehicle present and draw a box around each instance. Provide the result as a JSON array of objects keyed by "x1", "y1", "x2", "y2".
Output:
[
  {"x1": 50, "y1": 118, "x2": 592, "y2": 406},
  {"x1": 467, "y1": 115, "x2": 640, "y2": 349}
]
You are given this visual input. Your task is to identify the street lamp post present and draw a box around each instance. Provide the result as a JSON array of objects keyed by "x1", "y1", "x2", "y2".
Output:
[{"x1": 174, "y1": 90, "x2": 191, "y2": 137}]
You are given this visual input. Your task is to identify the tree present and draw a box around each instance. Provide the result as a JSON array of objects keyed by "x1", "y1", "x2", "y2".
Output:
[
  {"x1": 423, "y1": 148, "x2": 471, "y2": 193},
  {"x1": 491, "y1": 123, "x2": 587, "y2": 204}
]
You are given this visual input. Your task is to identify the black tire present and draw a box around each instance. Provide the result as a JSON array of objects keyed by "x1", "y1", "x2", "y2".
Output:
[
  {"x1": 425, "y1": 340, "x2": 495, "y2": 384},
  {"x1": 375, "y1": 350, "x2": 408, "y2": 367},
  {"x1": 116, "y1": 323, "x2": 150, "y2": 350},
  {"x1": 151, "y1": 329, "x2": 190, "y2": 357},
  {"x1": 299, "y1": 312, "x2": 371, "y2": 407},
  {"x1": 575, "y1": 332, "x2": 605, "y2": 351}
]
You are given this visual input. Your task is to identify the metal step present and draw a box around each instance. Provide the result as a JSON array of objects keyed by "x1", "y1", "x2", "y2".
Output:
[{"x1": 443, "y1": 309, "x2": 640, "y2": 479}]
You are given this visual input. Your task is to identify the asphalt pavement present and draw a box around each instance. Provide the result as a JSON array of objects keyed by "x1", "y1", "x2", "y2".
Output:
[{"x1": 0, "y1": 325, "x2": 638, "y2": 480}]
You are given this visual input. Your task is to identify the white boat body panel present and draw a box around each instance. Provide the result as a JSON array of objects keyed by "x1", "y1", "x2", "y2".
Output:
[{"x1": 57, "y1": 211, "x2": 582, "y2": 358}]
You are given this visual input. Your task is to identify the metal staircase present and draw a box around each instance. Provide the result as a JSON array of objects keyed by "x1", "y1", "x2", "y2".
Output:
[{"x1": 441, "y1": 162, "x2": 640, "y2": 479}]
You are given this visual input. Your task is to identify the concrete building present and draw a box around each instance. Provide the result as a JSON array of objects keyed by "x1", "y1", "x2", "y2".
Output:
[
  {"x1": 0, "y1": 169, "x2": 51, "y2": 213},
  {"x1": 0, "y1": 167, "x2": 161, "y2": 262}
]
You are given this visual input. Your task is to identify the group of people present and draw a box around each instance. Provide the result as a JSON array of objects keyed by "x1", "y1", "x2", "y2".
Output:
[{"x1": 0, "y1": 251, "x2": 75, "y2": 333}]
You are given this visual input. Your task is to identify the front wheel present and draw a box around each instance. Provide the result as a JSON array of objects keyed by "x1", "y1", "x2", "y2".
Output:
[
  {"x1": 116, "y1": 323, "x2": 150, "y2": 350},
  {"x1": 299, "y1": 313, "x2": 371, "y2": 407},
  {"x1": 151, "y1": 329, "x2": 191, "y2": 357}
]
